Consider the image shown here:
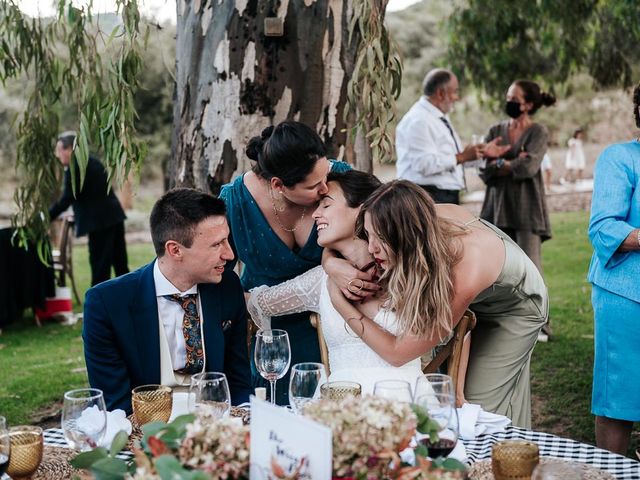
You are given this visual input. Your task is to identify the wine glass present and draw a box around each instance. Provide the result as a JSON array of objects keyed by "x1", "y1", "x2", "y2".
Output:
[
  {"x1": 131, "y1": 384, "x2": 173, "y2": 426},
  {"x1": 254, "y1": 329, "x2": 291, "y2": 404},
  {"x1": 415, "y1": 373, "x2": 454, "y2": 399},
  {"x1": 0, "y1": 416, "x2": 10, "y2": 477},
  {"x1": 6, "y1": 426, "x2": 43, "y2": 480},
  {"x1": 373, "y1": 379, "x2": 413, "y2": 403},
  {"x1": 62, "y1": 388, "x2": 107, "y2": 451},
  {"x1": 189, "y1": 372, "x2": 231, "y2": 419},
  {"x1": 414, "y1": 393, "x2": 459, "y2": 459},
  {"x1": 288, "y1": 363, "x2": 327, "y2": 413}
]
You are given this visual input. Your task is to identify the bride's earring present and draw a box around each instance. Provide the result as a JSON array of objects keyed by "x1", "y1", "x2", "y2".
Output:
[{"x1": 269, "y1": 187, "x2": 286, "y2": 212}]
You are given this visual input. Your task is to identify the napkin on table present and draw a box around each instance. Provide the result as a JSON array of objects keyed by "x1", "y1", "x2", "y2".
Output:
[
  {"x1": 77, "y1": 406, "x2": 132, "y2": 448},
  {"x1": 457, "y1": 402, "x2": 511, "y2": 440}
]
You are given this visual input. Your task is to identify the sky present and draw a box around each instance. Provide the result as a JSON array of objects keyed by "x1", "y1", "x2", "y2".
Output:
[{"x1": 17, "y1": 0, "x2": 421, "y2": 23}]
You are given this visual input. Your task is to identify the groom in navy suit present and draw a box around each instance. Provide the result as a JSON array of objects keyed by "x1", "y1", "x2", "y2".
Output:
[{"x1": 83, "y1": 188, "x2": 252, "y2": 413}]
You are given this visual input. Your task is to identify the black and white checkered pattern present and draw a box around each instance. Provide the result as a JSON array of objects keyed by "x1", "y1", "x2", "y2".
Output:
[
  {"x1": 45, "y1": 426, "x2": 640, "y2": 478},
  {"x1": 44, "y1": 428, "x2": 134, "y2": 461},
  {"x1": 463, "y1": 426, "x2": 640, "y2": 479}
]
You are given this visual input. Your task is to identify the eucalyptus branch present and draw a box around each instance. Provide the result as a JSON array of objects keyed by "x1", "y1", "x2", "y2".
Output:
[
  {"x1": 0, "y1": 0, "x2": 146, "y2": 258},
  {"x1": 345, "y1": 0, "x2": 402, "y2": 165}
]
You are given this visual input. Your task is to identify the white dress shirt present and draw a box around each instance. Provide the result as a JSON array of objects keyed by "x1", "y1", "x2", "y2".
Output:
[
  {"x1": 395, "y1": 96, "x2": 465, "y2": 190},
  {"x1": 153, "y1": 261, "x2": 204, "y2": 373}
]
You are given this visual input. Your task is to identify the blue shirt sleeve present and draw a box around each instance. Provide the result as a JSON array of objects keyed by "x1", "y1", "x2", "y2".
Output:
[
  {"x1": 329, "y1": 160, "x2": 352, "y2": 173},
  {"x1": 588, "y1": 144, "x2": 636, "y2": 268}
]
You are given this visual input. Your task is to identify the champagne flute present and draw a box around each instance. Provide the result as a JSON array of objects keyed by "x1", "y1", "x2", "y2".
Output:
[
  {"x1": 254, "y1": 329, "x2": 291, "y2": 404},
  {"x1": 0, "y1": 416, "x2": 10, "y2": 476},
  {"x1": 373, "y1": 379, "x2": 413, "y2": 403},
  {"x1": 288, "y1": 363, "x2": 327, "y2": 413},
  {"x1": 6, "y1": 426, "x2": 42, "y2": 480},
  {"x1": 415, "y1": 392, "x2": 459, "y2": 459},
  {"x1": 190, "y1": 372, "x2": 231, "y2": 419},
  {"x1": 62, "y1": 388, "x2": 107, "y2": 451}
]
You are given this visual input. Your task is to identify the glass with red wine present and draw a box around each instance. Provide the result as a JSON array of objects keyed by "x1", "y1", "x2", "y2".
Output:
[
  {"x1": 415, "y1": 392, "x2": 459, "y2": 459},
  {"x1": 0, "y1": 416, "x2": 9, "y2": 476}
]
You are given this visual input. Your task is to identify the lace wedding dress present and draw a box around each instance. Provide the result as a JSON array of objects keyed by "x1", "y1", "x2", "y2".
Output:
[{"x1": 248, "y1": 265, "x2": 424, "y2": 394}]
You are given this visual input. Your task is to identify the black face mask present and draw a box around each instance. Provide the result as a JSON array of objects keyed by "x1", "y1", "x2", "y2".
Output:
[{"x1": 504, "y1": 100, "x2": 523, "y2": 119}]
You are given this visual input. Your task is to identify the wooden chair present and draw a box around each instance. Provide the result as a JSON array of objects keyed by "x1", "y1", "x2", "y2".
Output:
[
  {"x1": 51, "y1": 216, "x2": 81, "y2": 304},
  {"x1": 310, "y1": 313, "x2": 330, "y2": 376},
  {"x1": 423, "y1": 309, "x2": 477, "y2": 407}
]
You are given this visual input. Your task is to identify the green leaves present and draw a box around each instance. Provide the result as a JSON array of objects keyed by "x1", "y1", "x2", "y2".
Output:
[
  {"x1": 1, "y1": 0, "x2": 146, "y2": 254},
  {"x1": 411, "y1": 403, "x2": 442, "y2": 442},
  {"x1": 345, "y1": 1, "x2": 403, "y2": 165}
]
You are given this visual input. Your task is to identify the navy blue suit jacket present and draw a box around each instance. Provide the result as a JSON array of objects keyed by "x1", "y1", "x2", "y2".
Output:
[{"x1": 83, "y1": 261, "x2": 252, "y2": 413}]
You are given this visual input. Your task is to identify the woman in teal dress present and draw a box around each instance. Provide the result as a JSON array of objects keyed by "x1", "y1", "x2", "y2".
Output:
[
  {"x1": 588, "y1": 82, "x2": 640, "y2": 455},
  {"x1": 219, "y1": 121, "x2": 349, "y2": 404}
]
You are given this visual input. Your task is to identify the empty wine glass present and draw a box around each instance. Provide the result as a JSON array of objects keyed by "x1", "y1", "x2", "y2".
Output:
[
  {"x1": 288, "y1": 363, "x2": 327, "y2": 413},
  {"x1": 6, "y1": 426, "x2": 43, "y2": 480},
  {"x1": 254, "y1": 329, "x2": 291, "y2": 404},
  {"x1": 415, "y1": 373, "x2": 453, "y2": 399},
  {"x1": 414, "y1": 393, "x2": 459, "y2": 459},
  {"x1": 190, "y1": 372, "x2": 231, "y2": 420},
  {"x1": 62, "y1": 388, "x2": 107, "y2": 451},
  {"x1": 0, "y1": 416, "x2": 10, "y2": 477},
  {"x1": 373, "y1": 379, "x2": 413, "y2": 403}
]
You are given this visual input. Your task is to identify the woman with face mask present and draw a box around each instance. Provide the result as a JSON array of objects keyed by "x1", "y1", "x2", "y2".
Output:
[{"x1": 480, "y1": 80, "x2": 556, "y2": 276}]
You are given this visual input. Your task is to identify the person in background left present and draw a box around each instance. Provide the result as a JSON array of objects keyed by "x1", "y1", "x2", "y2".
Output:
[
  {"x1": 49, "y1": 131, "x2": 128, "y2": 286},
  {"x1": 83, "y1": 188, "x2": 252, "y2": 413}
]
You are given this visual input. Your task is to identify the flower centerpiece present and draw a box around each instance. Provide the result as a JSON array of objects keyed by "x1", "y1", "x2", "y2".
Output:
[
  {"x1": 302, "y1": 395, "x2": 416, "y2": 479},
  {"x1": 72, "y1": 397, "x2": 466, "y2": 480}
]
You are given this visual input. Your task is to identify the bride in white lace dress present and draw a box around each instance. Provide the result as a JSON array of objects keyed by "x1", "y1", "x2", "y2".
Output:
[{"x1": 247, "y1": 171, "x2": 425, "y2": 395}]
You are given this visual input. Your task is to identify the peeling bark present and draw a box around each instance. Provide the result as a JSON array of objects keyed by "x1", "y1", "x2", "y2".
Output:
[{"x1": 170, "y1": 0, "x2": 363, "y2": 195}]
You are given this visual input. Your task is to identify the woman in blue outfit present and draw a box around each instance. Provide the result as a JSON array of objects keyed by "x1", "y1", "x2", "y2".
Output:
[
  {"x1": 219, "y1": 121, "x2": 350, "y2": 404},
  {"x1": 588, "y1": 82, "x2": 640, "y2": 455}
]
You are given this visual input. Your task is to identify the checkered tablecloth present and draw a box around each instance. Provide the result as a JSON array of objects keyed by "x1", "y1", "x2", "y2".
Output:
[
  {"x1": 45, "y1": 426, "x2": 640, "y2": 478},
  {"x1": 463, "y1": 426, "x2": 640, "y2": 479},
  {"x1": 44, "y1": 428, "x2": 134, "y2": 460}
]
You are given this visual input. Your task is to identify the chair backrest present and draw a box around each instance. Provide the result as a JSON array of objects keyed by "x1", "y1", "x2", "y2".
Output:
[
  {"x1": 422, "y1": 309, "x2": 477, "y2": 407},
  {"x1": 310, "y1": 313, "x2": 330, "y2": 376},
  {"x1": 56, "y1": 217, "x2": 74, "y2": 268}
]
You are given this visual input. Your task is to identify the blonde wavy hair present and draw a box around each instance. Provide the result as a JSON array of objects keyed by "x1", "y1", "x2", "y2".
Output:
[{"x1": 357, "y1": 180, "x2": 465, "y2": 339}]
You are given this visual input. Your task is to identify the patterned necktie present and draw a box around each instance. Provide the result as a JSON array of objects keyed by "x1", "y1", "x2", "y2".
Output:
[
  {"x1": 440, "y1": 117, "x2": 461, "y2": 153},
  {"x1": 164, "y1": 293, "x2": 204, "y2": 374}
]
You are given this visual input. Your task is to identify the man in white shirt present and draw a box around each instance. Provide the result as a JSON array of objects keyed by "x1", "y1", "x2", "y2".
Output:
[
  {"x1": 83, "y1": 188, "x2": 252, "y2": 413},
  {"x1": 396, "y1": 68, "x2": 485, "y2": 204}
]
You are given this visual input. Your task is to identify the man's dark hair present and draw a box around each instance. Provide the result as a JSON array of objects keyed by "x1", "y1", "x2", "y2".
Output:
[
  {"x1": 422, "y1": 69, "x2": 453, "y2": 97},
  {"x1": 57, "y1": 131, "x2": 77, "y2": 149},
  {"x1": 150, "y1": 188, "x2": 227, "y2": 257}
]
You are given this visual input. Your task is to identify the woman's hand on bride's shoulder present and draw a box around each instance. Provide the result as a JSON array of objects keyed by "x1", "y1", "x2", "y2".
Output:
[{"x1": 323, "y1": 254, "x2": 380, "y2": 301}]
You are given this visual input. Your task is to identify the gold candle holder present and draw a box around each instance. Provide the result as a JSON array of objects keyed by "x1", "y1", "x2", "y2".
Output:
[
  {"x1": 320, "y1": 381, "x2": 362, "y2": 400},
  {"x1": 492, "y1": 440, "x2": 540, "y2": 480},
  {"x1": 7, "y1": 426, "x2": 43, "y2": 480},
  {"x1": 132, "y1": 384, "x2": 173, "y2": 426}
]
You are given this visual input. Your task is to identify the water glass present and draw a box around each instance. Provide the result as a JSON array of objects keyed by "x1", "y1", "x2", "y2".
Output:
[
  {"x1": 0, "y1": 416, "x2": 9, "y2": 477},
  {"x1": 189, "y1": 372, "x2": 231, "y2": 419},
  {"x1": 254, "y1": 329, "x2": 291, "y2": 404},
  {"x1": 132, "y1": 384, "x2": 173, "y2": 425},
  {"x1": 288, "y1": 363, "x2": 327, "y2": 413},
  {"x1": 6, "y1": 426, "x2": 43, "y2": 480},
  {"x1": 373, "y1": 379, "x2": 413, "y2": 403},
  {"x1": 414, "y1": 393, "x2": 459, "y2": 459},
  {"x1": 319, "y1": 381, "x2": 361, "y2": 400},
  {"x1": 492, "y1": 440, "x2": 540, "y2": 480},
  {"x1": 62, "y1": 388, "x2": 107, "y2": 451}
]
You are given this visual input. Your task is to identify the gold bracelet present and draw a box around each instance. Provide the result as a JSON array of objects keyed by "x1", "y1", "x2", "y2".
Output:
[{"x1": 344, "y1": 315, "x2": 365, "y2": 339}]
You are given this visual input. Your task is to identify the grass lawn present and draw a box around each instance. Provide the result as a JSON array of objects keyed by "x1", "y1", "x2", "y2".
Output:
[{"x1": 0, "y1": 212, "x2": 637, "y2": 454}]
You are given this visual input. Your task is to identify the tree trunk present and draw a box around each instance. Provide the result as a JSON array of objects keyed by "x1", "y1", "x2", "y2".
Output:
[{"x1": 170, "y1": 0, "x2": 363, "y2": 195}]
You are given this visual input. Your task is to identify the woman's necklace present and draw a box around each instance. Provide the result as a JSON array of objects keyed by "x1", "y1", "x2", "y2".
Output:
[{"x1": 271, "y1": 200, "x2": 307, "y2": 232}]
